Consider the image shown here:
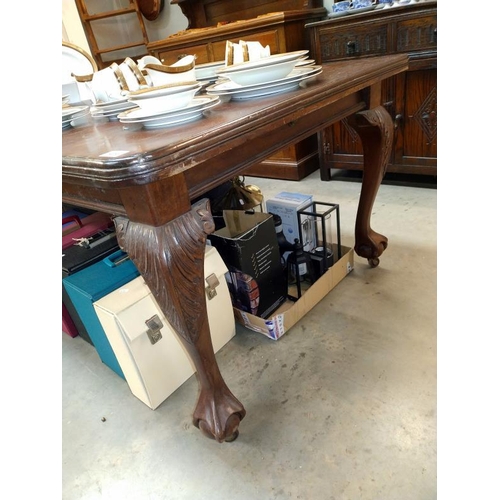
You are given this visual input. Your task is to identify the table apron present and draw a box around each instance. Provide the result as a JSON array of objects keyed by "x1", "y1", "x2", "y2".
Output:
[
  {"x1": 185, "y1": 91, "x2": 366, "y2": 201},
  {"x1": 62, "y1": 91, "x2": 366, "y2": 223}
]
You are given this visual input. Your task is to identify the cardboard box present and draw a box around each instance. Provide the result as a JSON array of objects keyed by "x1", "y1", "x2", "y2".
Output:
[
  {"x1": 266, "y1": 192, "x2": 314, "y2": 251},
  {"x1": 93, "y1": 246, "x2": 235, "y2": 410},
  {"x1": 208, "y1": 210, "x2": 287, "y2": 319},
  {"x1": 233, "y1": 245, "x2": 354, "y2": 340}
]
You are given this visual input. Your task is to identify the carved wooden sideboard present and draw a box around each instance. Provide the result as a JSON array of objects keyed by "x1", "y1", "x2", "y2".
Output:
[
  {"x1": 170, "y1": 0, "x2": 324, "y2": 28},
  {"x1": 306, "y1": 1, "x2": 437, "y2": 179},
  {"x1": 148, "y1": 9, "x2": 327, "y2": 180}
]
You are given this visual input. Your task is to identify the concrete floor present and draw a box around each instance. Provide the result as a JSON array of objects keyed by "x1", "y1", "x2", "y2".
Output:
[{"x1": 62, "y1": 169, "x2": 437, "y2": 500}]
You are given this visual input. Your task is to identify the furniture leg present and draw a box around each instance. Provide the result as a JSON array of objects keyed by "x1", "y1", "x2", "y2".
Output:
[
  {"x1": 114, "y1": 199, "x2": 246, "y2": 442},
  {"x1": 349, "y1": 105, "x2": 394, "y2": 267}
]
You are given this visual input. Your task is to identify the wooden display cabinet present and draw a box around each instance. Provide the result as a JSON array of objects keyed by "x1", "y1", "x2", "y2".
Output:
[
  {"x1": 74, "y1": 0, "x2": 150, "y2": 69},
  {"x1": 306, "y1": 1, "x2": 437, "y2": 179},
  {"x1": 148, "y1": 8, "x2": 327, "y2": 180}
]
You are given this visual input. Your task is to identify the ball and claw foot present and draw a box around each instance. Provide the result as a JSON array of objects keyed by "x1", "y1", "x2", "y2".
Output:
[
  {"x1": 356, "y1": 234, "x2": 387, "y2": 268},
  {"x1": 194, "y1": 409, "x2": 244, "y2": 443},
  {"x1": 224, "y1": 430, "x2": 239, "y2": 443}
]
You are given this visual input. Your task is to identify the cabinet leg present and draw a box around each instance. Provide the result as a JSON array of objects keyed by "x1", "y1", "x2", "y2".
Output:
[
  {"x1": 318, "y1": 131, "x2": 333, "y2": 181},
  {"x1": 114, "y1": 199, "x2": 246, "y2": 442},
  {"x1": 349, "y1": 105, "x2": 393, "y2": 267},
  {"x1": 320, "y1": 166, "x2": 332, "y2": 182}
]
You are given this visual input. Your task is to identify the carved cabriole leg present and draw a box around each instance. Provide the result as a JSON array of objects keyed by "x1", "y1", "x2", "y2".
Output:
[
  {"x1": 349, "y1": 105, "x2": 394, "y2": 267},
  {"x1": 114, "y1": 199, "x2": 246, "y2": 442}
]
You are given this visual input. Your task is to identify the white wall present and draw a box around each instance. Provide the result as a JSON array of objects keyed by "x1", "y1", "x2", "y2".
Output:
[
  {"x1": 142, "y1": 1, "x2": 189, "y2": 41},
  {"x1": 62, "y1": 0, "x2": 92, "y2": 54}
]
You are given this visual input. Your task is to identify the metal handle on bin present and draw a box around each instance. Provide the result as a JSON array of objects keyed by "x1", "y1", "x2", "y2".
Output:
[
  {"x1": 205, "y1": 273, "x2": 220, "y2": 300},
  {"x1": 103, "y1": 250, "x2": 130, "y2": 267},
  {"x1": 62, "y1": 215, "x2": 83, "y2": 228},
  {"x1": 145, "y1": 315, "x2": 163, "y2": 345}
]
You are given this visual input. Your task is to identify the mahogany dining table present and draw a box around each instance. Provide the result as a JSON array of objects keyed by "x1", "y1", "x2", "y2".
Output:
[{"x1": 62, "y1": 54, "x2": 409, "y2": 443}]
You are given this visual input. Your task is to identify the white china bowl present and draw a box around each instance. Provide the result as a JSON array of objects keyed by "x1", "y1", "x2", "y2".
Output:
[
  {"x1": 119, "y1": 59, "x2": 146, "y2": 91},
  {"x1": 146, "y1": 66, "x2": 196, "y2": 87},
  {"x1": 195, "y1": 60, "x2": 225, "y2": 80},
  {"x1": 137, "y1": 55, "x2": 162, "y2": 70},
  {"x1": 144, "y1": 55, "x2": 196, "y2": 87},
  {"x1": 90, "y1": 66, "x2": 124, "y2": 103},
  {"x1": 62, "y1": 81, "x2": 82, "y2": 104},
  {"x1": 119, "y1": 62, "x2": 139, "y2": 91},
  {"x1": 128, "y1": 87, "x2": 200, "y2": 113},
  {"x1": 219, "y1": 59, "x2": 298, "y2": 86}
]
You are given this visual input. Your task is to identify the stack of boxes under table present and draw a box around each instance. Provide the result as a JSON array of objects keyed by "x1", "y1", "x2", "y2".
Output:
[{"x1": 62, "y1": 210, "x2": 236, "y2": 409}]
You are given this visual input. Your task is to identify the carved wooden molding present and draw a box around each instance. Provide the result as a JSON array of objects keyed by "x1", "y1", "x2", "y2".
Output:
[{"x1": 114, "y1": 199, "x2": 214, "y2": 346}]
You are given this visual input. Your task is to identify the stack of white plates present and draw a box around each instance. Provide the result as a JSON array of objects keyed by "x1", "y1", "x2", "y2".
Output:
[
  {"x1": 217, "y1": 50, "x2": 307, "y2": 80},
  {"x1": 295, "y1": 58, "x2": 316, "y2": 67},
  {"x1": 126, "y1": 82, "x2": 202, "y2": 113},
  {"x1": 195, "y1": 60, "x2": 225, "y2": 84},
  {"x1": 205, "y1": 50, "x2": 322, "y2": 101},
  {"x1": 118, "y1": 94, "x2": 221, "y2": 130},
  {"x1": 90, "y1": 98, "x2": 139, "y2": 121},
  {"x1": 206, "y1": 64, "x2": 322, "y2": 101},
  {"x1": 216, "y1": 50, "x2": 309, "y2": 86},
  {"x1": 62, "y1": 105, "x2": 89, "y2": 130}
]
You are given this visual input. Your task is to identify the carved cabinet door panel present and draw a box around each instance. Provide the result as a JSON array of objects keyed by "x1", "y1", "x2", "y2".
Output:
[
  {"x1": 319, "y1": 77, "x2": 395, "y2": 172},
  {"x1": 397, "y1": 68, "x2": 437, "y2": 170}
]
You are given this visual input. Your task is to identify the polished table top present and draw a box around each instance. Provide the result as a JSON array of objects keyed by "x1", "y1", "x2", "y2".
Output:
[
  {"x1": 62, "y1": 54, "x2": 409, "y2": 442},
  {"x1": 63, "y1": 55, "x2": 408, "y2": 223}
]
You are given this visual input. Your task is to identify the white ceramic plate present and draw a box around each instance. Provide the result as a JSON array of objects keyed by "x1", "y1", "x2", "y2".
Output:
[
  {"x1": 127, "y1": 82, "x2": 200, "y2": 100},
  {"x1": 219, "y1": 58, "x2": 298, "y2": 86},
  {"x1": 121, "y1": 100, "x2": 220, "y2": 130},
  {"x1": 62, "y1": 105, "x2": 89, "y2": 119},
  {"x1": 295, "y1": 59, "x2": 316, "y2": 67},
  {"x1": 216, "y1": 50, "x2": 309, "y2": 74},
  {"x1": 91, "y1": 102, "x2": 139, "y2": 118},
  {"x1": 62, "y1": 107, "x2": 90, "y2": 126},
  {"x1": 119, "y1": 107, "x2": 201, "y2": 124},
  {"x1": 195, "y1": 60, "x2": 225, "y2": 80},
  {"x1": 92, "y1": 97, "x2": 130, "y2": 108},
  {"x1": 128, "y1": 87, "x2": 201, "y2": 113},
  {"x1": 143, "y1": 112, "x2": 204, "y2": 129},
  {"x1": 62, "y1": 42, "x2": 97, "y2": 84},
  {"x1": 207, "y1": 66, "x2": 322, "y2": 95},
  {"x1": 231, "y1": 81, "x2": 301, "y2": 101},
  {"x1": 118, "y1": 95, "x2": 220, "y2": 123},
  {"x1": 91, "y1": 101, "x2": 138, "y2": 113},
  {"x1": 208, "y1": 68, "x2": 322, "y2": 101},
  {"x1": 196, "y1": 75, "x2": 219, "y2": 83}
]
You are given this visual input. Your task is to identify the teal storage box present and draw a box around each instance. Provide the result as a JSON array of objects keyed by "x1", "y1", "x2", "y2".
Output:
[{"x1": 62, "y1": 250, "x2": 140, "y2": 378}]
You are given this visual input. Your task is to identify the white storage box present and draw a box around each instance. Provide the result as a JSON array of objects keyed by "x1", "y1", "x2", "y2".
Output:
[
  {"x1": 266, "y1": 192, "x2": 314, "y2": 251},
  {"x1": 93, "y1": 245, "x2": 236, "y2": 410}
]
